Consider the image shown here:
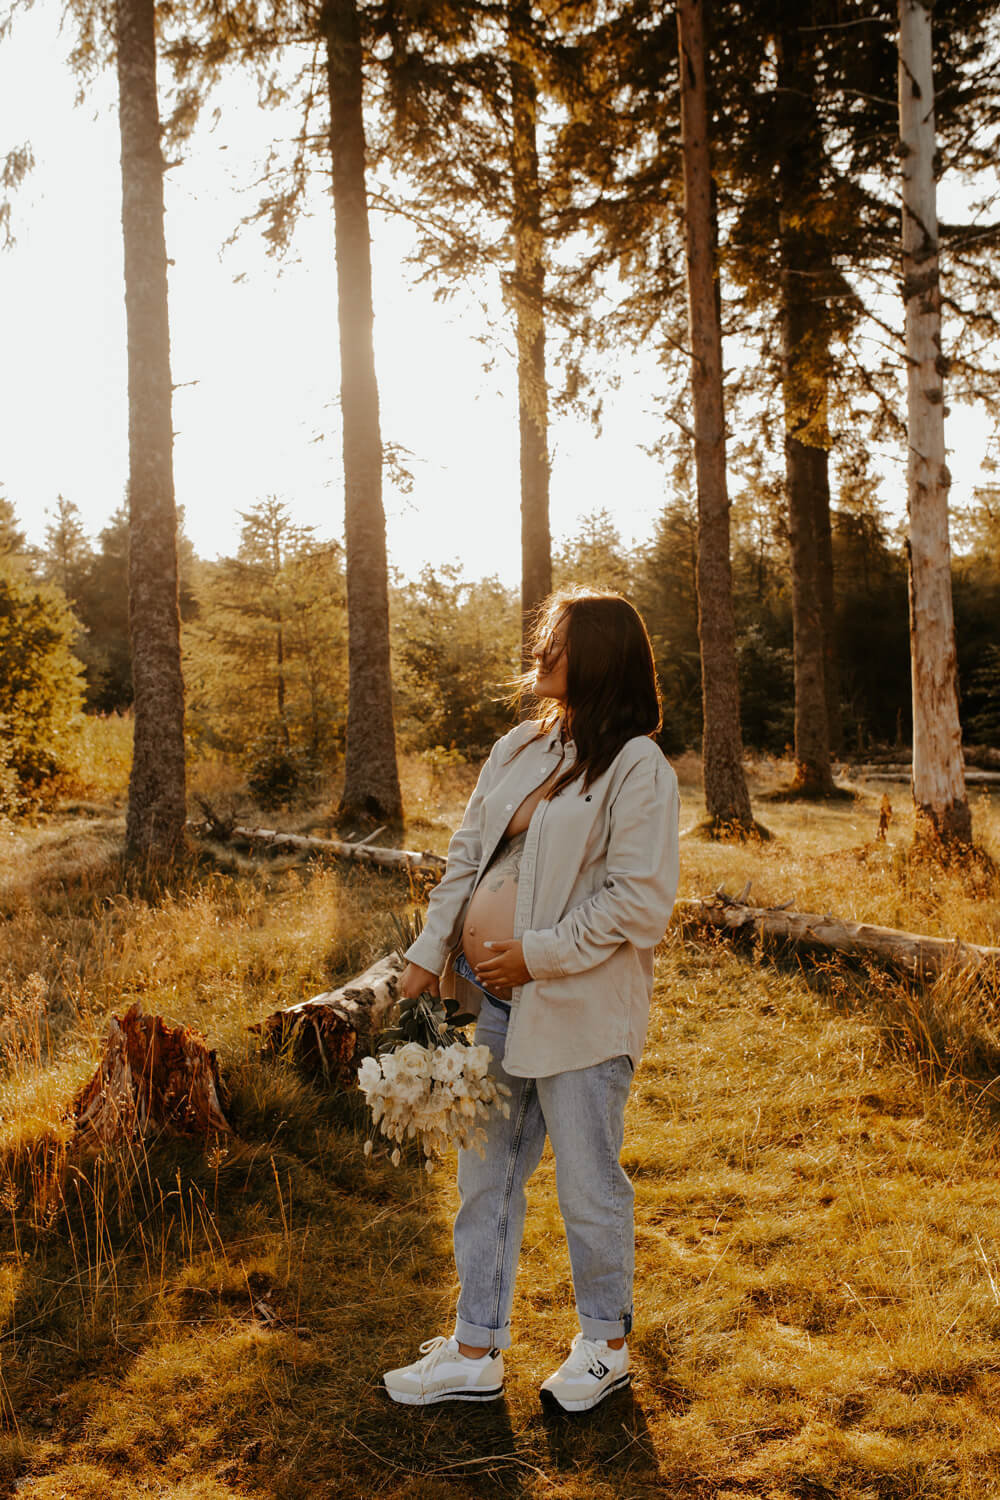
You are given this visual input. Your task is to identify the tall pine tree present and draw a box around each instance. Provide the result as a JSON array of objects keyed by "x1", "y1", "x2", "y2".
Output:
[{"x1": 116, "y1": 0, "x2": 187, "y2": 860}]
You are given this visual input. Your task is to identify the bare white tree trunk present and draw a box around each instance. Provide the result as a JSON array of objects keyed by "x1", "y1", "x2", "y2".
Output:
[{"x1": 898, "y1": 0, "x2": 971, "y2": 844}]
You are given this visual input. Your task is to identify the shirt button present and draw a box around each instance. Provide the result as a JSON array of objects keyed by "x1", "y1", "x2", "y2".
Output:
[{"x1": 505, "y1": 803, "x2": 512, "y2": 810}]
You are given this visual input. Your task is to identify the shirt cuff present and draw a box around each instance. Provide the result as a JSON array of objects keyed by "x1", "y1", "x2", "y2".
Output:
[
  {"x1": 520, "y1": 929, "x2": 563, "y2": 981},
  {"x1": 404, "y1": 933, "x2": 452, "y2": 976}
]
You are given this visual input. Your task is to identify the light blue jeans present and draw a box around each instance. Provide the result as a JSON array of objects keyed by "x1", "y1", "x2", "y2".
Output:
[{"x1": 452, "y1": 985, "x2": 635, "y2": 1350}]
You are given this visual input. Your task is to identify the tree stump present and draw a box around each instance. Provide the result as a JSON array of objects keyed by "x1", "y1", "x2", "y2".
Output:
[
  {"x1": 251, "y1": 951, "x2": 406, "y2": 1083},
  {"x1": 73, "y1": 1003, "x2": 231, "y2": 1143}
]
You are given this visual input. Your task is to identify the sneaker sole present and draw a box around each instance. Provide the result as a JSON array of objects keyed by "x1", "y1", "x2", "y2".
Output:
[
  {"x1": 539, "y1": 1371, "x2": 631, "y2": 1413},
  {"x1": 384, "y1": 1382, "x2": 504, "y2": 1406}
]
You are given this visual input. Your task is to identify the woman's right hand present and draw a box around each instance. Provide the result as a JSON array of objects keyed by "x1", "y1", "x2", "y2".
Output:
[{"x1": 399, "y1": 961, "x2": 440, "y2": 1000}]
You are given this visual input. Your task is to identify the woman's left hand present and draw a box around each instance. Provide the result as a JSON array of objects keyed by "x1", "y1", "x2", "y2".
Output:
[{"x1": 475, "y1": 939, "x2": 531, "y2": 989}]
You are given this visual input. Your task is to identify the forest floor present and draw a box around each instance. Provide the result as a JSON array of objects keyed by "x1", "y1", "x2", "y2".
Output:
[{"x1": 0, "y1": 753, "x2": 999, "y2": 1498}]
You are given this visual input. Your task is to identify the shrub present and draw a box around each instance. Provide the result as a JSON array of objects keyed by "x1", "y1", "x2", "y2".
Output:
[
  {"x1": 0, "y1": 569, "x2": 85, "y2": 806},
  {"x1": 392, "y1": 568, "x2": 519, "y2": 757},
  {"x1": 244, "y1": 735, "x2": 317, "y2": 809}
]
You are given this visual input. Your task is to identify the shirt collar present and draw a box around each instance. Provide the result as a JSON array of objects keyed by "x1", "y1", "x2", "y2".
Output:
[{"x1": 544, "y1": 726, "x2": 576, "y2": 762}]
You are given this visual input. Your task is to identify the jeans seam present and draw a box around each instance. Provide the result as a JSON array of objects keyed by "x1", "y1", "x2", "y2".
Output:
[
  {"x1": 612, "y1": 1063, "x2": 624, "y2": 1332},
  {"x1": 618, "y1": 1060, "x2": 630, "y2": 1330},
  {"x1": 490, "y1": 1078, "x2": 534, "y2": 1334}
]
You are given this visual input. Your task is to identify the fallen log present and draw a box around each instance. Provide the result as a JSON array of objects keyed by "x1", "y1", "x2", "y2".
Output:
[
  {"x1": 73, "y1": 1003, "x2": 232, "y2": 1144},
  {"x1": 845, "y1": 765, "x2": 1000, "y2": 786},
  {"x1": 675, "y1": 891, "x2": 1000, "y2": 980},
  {"x1": 194, "y1": 821, "x2": 447, "y2": 879},
  {"x1": 251, "y1": 950, "x2": 406, "y2": 1082}
]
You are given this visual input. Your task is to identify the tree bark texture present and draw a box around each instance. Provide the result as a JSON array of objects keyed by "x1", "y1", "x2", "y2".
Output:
[
  {"x1": 325, "y1": 0, "x2": 403, "y2": 823},
  {"x1": 677, "y1": 0, "x2": 754, "y2": 832},
  {"x1": 252, "y1": 950, "x2": 406, "y2": 1081},
  {"x1": 676, "y1": 893, "x2": 1000, "y2": 983},
  {"x1": 814, "y1": 455, "x2": 841, "y2": 755},
  {"x1": 73, "y1": 1004, "x2": 231, "y2": 1144},
  {"x1": 270, "y1": 525, "x2": 291, "y2": 746},
  {"x1": 780, "y1": 398, "x2": 834, "y2": 792},
  {"x1": 775, "y1": 28, "x2": 837, "y2": 796},
  {"x1": 116, "y1": 0, "x2": 187, "y2": 861},
  {"x1": 509, "y1": 1, "x2": 552, "y2": 665},
  {"x1": 898, "y1": 0, "x2": 971, "y2": 844}
]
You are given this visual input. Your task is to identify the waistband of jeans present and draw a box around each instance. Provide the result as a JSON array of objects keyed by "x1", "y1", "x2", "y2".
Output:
[{"x1": 453, "y1": 951, "x2": 512, "y2": 1015}]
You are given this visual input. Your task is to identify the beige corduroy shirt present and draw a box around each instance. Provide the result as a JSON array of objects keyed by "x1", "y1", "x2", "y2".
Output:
[{"x1": 404, "y1": 719, "x2": 680, "y2": 1078}]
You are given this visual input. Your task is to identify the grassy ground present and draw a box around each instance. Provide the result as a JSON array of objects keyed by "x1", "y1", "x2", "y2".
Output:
[{"x1": 0, "y1": 748, "x2": 998, "y2": 1497}]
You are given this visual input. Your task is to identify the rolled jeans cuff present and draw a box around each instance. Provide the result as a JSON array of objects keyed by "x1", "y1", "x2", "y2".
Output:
[
  {"x1": 454, "y1": 1315, "x2": 512, "y2": 1351},
  {"x1": 578, "y1": 1309, "x2": 633, "y2": 1342}
]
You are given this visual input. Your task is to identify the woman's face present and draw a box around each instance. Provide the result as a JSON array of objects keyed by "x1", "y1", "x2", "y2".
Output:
[{"x1": 533, "y1": 613, "x2": 570, "y2": 702}]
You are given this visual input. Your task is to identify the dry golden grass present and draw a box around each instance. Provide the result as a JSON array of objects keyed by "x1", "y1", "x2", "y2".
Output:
[
  {"x1": 673, "y1": 753, "x2": 1000, "y2": 948},
  {"x1": 0, "y1": 732, "x2": 997, "y2": 1496},
  {"x1": 49, "y1": 712, "x2": 134, "y2": 810}
]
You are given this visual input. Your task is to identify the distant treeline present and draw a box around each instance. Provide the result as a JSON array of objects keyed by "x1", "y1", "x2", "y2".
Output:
[{"x1": 4, "y1": 483, "x2": 998, "y2": 810}]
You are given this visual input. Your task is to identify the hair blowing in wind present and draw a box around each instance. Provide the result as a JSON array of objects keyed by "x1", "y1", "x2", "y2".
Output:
[{"x1": 521, "y1": 589, "x2": 663, "y2": 796}]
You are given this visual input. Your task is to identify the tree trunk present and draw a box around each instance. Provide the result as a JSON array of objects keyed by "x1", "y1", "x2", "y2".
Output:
[
  {"x1": 775, "y1": 27, "x2": 837, "y2": 797},
  {"x1": 898, "y1": 0, "x2": 971, "y2": 845},
  {"x1": 275, "y1": 616, "x2": 290, "y2": 747},
  {"x1": 116, "y1": 0, "x2": 187, "y2": 861},
  {"x1": 270, "y1": 526, "x2": 290, "y2": 746},
  {"x1": 781, "y1": 395, "x2": 834, "y2": 793},
  {"x1": 325, "y1": 0, "x2": 403, "y2": 824},
  {"x1": 677, "y1": 0, "x2": 755, "y2": 833},
  {"x1": 508, "y1": 0, "x2": 552, "y2": 666},
  {"x1": 814, "y1": 453, "x2": 840, "y2": 756}
]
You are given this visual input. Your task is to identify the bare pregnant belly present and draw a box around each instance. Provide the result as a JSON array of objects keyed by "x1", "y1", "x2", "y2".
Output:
[{"x1": 461, "y1": 832, "x2": 526, "y2": 993}]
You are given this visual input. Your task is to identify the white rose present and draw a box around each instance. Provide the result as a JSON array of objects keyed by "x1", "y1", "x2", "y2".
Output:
[
  {"x1": 464, "y1": 1045, "x2": 492, "y2": 1076},
  {"x1": 432, "y1": 1046, "x2": 464, "y2": 1083},
  {"x1": 357, "y1": 1056, "x2": 383, "y2": 1092},
  {"x1": 396, "y1": 1042, "x2": 432, "y2": 1075}
]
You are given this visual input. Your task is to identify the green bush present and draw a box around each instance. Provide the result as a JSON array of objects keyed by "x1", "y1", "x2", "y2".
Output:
[
  {"x1": 736, "y1": 625, "x2": 794, "y2": 753},
  {"x1": 392, "y1": 567, "x2": 519, "y2": 757},
  {"x1": 243, "y1": 734, "x2": 317, "y2": 810},
  {"x1": 965, "y1": 643, "x2": 1000, "y2": 745},
  {"x1": 0, "y1": 569, "x2": 85, "y2": 805}
]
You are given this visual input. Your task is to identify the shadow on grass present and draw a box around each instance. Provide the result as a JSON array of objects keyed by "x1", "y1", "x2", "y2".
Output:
[
  {"x1": 537, "y1": 1382, "x2": 662, "y2": 1489},
  {"x1": 335, "y1": 1379, "x2": 663, "y2": 1498},
  {"x1": 684, "y1": 816, "x2": 773, "y2": 843},
  {"x1": 694, "y1": 921, "x2": 1000, "y2": 1116},
  {"x1": 344, "y1": 1395, "x2": 524, "y2": 1496},
  {"x1": 761, "y1": 783, "x2": 859, "y2": 805}
]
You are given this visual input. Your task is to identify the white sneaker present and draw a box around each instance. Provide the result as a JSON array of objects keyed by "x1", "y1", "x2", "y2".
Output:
[
  {"x1": 382, "y1": 1336, "x2": 504, "y2": 1405},
  {"x1": 539, "y1": 1333, "x2": 631, "y2": 1412}
]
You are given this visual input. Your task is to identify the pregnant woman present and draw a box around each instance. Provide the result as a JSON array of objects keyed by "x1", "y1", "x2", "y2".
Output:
[{"x1": 382, "y1": 589, "x2": 680, "y2": 1413}]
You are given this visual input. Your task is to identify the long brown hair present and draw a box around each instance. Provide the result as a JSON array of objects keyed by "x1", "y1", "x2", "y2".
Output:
[{"x1": 515, "y1": 588, "x2": 662, "y2": 796}]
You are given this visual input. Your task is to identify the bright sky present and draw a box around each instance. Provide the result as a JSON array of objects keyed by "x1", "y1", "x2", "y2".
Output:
[{"x1": 0, "y1": 0, "x2": 993, "y2": 583}]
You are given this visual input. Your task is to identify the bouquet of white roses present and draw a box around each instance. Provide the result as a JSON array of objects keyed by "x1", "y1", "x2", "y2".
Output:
[{"x1": 357, "y1": 918, "x2": 510, "y2": 1170}]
